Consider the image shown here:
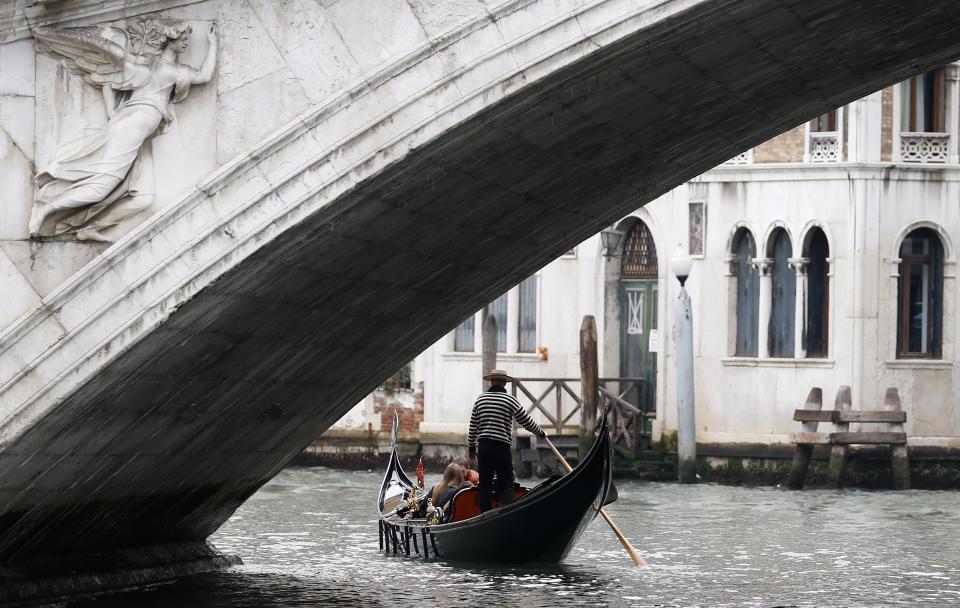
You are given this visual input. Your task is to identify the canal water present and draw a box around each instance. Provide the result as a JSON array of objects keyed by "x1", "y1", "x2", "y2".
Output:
[{"x1": 75, "y1": 467, "x2": 960, "y2": 607}]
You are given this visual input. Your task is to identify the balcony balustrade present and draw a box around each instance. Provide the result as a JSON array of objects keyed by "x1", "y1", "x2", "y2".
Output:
[
  {"x1": 808, "y1": 131, "x2": 840, "y2": 162},
  {"x1": 900, "y1": 132, "x2": 950, "y2": 163}
]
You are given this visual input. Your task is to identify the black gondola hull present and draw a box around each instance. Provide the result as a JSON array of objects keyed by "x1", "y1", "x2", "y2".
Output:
[{"x1": 378, "y1": 414, "x2": 613, "y2": 564}]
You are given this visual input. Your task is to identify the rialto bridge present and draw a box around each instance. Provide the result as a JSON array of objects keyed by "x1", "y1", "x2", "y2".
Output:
[{"x1": 1, "y1": 0, "x2": 960, "y2": 599}]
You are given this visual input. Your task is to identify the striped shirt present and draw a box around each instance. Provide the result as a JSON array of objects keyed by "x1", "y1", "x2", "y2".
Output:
[{"x1": 468, "y1": 387, "x2": 544, "y2": 452}]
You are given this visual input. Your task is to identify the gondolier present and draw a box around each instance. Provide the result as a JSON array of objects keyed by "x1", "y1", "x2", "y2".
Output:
[{"x1": 468, "y1": 369, "x2": 546, "y2": 512}]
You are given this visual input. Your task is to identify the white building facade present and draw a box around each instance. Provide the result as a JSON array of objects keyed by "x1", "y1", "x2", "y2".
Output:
[{"x1": 346, "y1": 65, "x2": 960, "y2": 455}]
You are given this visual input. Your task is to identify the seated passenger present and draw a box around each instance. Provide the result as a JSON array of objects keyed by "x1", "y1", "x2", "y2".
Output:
[
  {"x1": 426, "y1": 462, "x2": 465, "y2": 523},
  {"x1": 453, "y1": 456, "x2": 480, "y2": 487}
]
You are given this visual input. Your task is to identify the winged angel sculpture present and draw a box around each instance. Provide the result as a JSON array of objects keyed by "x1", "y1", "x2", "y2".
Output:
[{"x1": 30, "y1": 18, "x2": 217, "y2": 241}]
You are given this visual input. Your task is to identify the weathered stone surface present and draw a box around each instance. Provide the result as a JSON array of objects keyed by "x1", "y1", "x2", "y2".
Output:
[
  {"x1": 0, "y1": 249, "x2": 41, "y2": 330},
  {"x1": 0, "y1": 94, "x2": 34, "y2": 164},
  {"x1": 249, "y1": 1, "x2": 364, "y2": 105},
  {"x1": 326, "y1": 0, "x2": 428, "y2": 73},
  {"x1": 1, "y1": 0, "x2": 960, "y2": 596},
  {"x1": 0, "y1": 37, "x2": 34, "y2": 96},
  {"x1": 0, "y1": 123, "x2": 32, "y2": 241},
  {"x1": 214, "y1": 0, "x2": 286, "y2": 92},
  {"x1": 215, "y1": 67, "x2": 312, "y2": 163},
  {"x1": 0, "y1": 241, "x2": 108, "y2": 296},
  {"x1": 407, "y1": 0, "x2": 488, "y2": 38}
]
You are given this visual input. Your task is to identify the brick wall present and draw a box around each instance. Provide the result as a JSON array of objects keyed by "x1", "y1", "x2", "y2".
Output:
[
  {"x1": 375, "y1": 381, "x2": 424, "y2": 434},
  {"x1": 753, "y1": 124, "x2": 806, "y2": 162},
  {"x1": 881, "y1": 86, "x2": 893, "y2": 161},
  {"x1": 379, "y1": 405, "x2": 421, "y2": 434}
]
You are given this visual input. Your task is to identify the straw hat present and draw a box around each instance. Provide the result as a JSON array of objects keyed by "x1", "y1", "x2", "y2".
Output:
[{"x1": 483, "y1": 369, "x2": 515, "y2": 383}]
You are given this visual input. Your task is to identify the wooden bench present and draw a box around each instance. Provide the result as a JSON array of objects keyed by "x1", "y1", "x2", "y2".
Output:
[{"x1": 788, "y1": 386, "x2": 910, "y2": 490}]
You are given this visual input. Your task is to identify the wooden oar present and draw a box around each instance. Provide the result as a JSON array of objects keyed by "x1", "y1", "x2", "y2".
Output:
[{"x1": 543, "y1": 435, "x2": 647, "y2": 567}]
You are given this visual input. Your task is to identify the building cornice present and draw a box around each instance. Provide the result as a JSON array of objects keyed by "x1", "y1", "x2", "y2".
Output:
[
  {"x1": 1, "y1": 0, "x2": 205, "y2": 44},
  {"x1": 698, "y1": 162, "x2": 960, "y2": 183}
]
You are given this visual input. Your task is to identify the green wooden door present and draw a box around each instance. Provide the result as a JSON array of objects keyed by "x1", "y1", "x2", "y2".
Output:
[{"x1": 620, "y1": 279, "x2": 658, "y2": 436}]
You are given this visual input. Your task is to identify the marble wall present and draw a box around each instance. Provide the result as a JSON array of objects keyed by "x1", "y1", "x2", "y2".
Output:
[{"x1": 0, "y1": 0, "x2": 501, "y2": 330}]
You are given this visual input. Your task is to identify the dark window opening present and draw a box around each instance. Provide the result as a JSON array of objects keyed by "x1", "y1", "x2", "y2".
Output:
[
  {"x1": 380, "y1": 362, "x2": 413, "y2": 393},
  {"x1": 897, "y1": 228, "x2": 943, "y2": 358},
  {"x1": 903, "y1": 68, "x2": 945, "y2": 132},
  {"x1": 518, "y1": 275, "x2": 537, "y2": 353},
  {"x1": 734, "y1": 229, "x2": 759, "y2": 356},
  {"x1": 811, "y1": 110, "x2": 838, "y2": 132},
  {"x1": 454, "y1": 315, "x2": 475, "y2": 352},
  {"x1": 769, "y1": 230, "x2": 795, "y2": 358},
  {"x1": 486, "y1": 293, "x2": 508, "y2": 353},
  {"x1": 805, "y1": 229, "x2": 830, "y2": 358}
]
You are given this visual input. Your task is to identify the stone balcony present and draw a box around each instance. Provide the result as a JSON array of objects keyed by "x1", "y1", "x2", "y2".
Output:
[
  {"x1": 723, "y1": 149, "x2": 754, "y2": 165},
  {"x1": 808, "y1": 131, "x2": 841, "y2": 162},
  {"x1": 900, "y1": 132, "x2": 951, "y2": 163}
]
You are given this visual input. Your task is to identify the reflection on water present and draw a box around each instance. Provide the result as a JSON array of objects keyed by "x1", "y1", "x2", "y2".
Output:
[{"x1": 74, "y1": 468, "x2": 960, "y2": 607}]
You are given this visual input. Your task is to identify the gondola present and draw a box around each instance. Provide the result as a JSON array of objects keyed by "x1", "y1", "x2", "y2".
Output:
[{"x1": 376, "y1": 411, "x2": 614, "y2": 563}]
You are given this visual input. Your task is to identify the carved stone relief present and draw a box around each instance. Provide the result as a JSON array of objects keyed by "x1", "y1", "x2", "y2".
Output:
[{"x1": 30, "y1": 16, "x2": 217, "y2": 242}]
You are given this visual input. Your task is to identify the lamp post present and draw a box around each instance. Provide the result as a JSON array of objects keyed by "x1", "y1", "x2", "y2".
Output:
[
  {"x1": 670, "y1": 246, "x2": 697, "y2": 484},
  {"x1": 600, "y1": 225, "x2": 626, "y2": 258}
]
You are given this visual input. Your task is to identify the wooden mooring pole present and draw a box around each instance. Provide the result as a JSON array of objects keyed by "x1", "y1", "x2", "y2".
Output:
[
  {"x1": 886, "y1": 388, "x2": 911, "y2": 490},
  {"x1": 788, "y1": 387, "x2": 823, "y2": 490},
  {"x1": 789, "y1": 385, "x2": 911, "y2": 490},
  {"x1": 482, "y1": 314, "x2": 497, "y2": 390},
  {"x1": 579, "y1": 316, "x2": 599, "y2": 447},
  {"x1": 827, "y1": 386, "x2": 852, "y2": 488}
]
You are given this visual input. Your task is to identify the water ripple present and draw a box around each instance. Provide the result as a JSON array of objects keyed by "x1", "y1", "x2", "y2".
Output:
[{"x1": 73, "y1": 469, "x2": 960, "y2": 607}]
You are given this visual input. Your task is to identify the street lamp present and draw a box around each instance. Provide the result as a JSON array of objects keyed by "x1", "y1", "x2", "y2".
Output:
[
  {"x1": 671, "y1": 245, "x2": 696, "y2": 484},
  {"x1": 600, "y1": 225, "x2": 626, "y2": 258},
  {"x1": 670, "y1": 248, "x2": 693, "y2": 286}
]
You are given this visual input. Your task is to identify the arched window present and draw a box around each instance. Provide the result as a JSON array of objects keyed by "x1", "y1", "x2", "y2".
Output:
[
  {"x1": 768, "y1": 229, "x2": 795, "y2": 358},
  {"x1": 804, "y1": 228, "x2": 830, "y2": 358},
  {"x1": 897, "y1": 228, "x2": 944, "y2": 358},
  {"x1": 733, "y1": 228, "x2": 759, "y2": 356},
  {"x1": 621, "y1": 221, "x2": 658, "y2": 278}
]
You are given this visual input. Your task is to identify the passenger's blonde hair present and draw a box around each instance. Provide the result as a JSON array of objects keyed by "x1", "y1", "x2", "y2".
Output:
[{"x1": 432, "y1": 462, "x2": 465, "y2": 504}]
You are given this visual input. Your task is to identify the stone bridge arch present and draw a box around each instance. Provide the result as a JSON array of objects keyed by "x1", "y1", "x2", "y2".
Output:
[{"x1": 1, "y1": 0, "x2": 960, "y2": 584}]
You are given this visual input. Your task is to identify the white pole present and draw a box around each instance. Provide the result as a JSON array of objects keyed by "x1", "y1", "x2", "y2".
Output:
[{"x1": 673, "y1": 283, "x2": 696, "y2": 483}]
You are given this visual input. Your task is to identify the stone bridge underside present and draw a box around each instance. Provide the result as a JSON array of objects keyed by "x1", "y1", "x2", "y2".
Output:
[{"x1": 2, "y1": 0, "x2": 960, "y2": 588}]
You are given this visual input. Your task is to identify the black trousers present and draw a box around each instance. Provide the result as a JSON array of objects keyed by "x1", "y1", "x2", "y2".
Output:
[{"x1": 477, "y1": 439, "x2": 513, "y2": 512}]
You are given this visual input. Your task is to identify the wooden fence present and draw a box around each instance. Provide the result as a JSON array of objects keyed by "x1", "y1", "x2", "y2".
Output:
[
  {"x1": 510, "y1": 377, "x2": 650, "y2": 457},
  {"x1": 511, "y1": 377, "x2": 645, "y2": 434}
]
